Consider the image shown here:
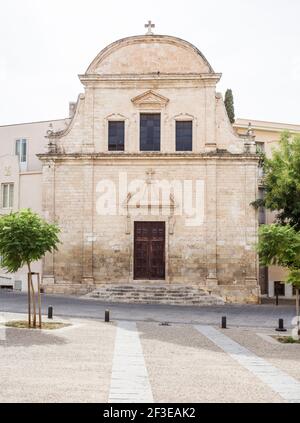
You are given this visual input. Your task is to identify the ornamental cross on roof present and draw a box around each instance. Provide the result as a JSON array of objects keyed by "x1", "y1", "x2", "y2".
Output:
[{"x1": 145, "y1": 20, "x2": 155, "y2": 35}]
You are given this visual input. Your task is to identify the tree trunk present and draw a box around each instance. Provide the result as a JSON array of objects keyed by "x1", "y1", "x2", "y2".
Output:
[
  {"x1": 27, "y1": 263, "x2": 36, "y2": 328},
  {"x1": 31, "y1": 278, "x2": 36, "y2": 328},
  {"x1": 296, "y1": 288, "x2": 300, "y2": 339},
  {"x1": 37, "y1": 273, "x2": 42, "y2": 329},
  {"x1": 27, "y1": 273, "x2": 31, "y2": 328}
]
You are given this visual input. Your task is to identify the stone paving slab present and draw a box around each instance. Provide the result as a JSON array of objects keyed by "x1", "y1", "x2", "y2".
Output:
[
  {"x1": 196, "y1": 325, "x2": 300, "y2": 403},
  {"x1": 220, "y1": 328, "x2": 300, "y2": 383},
  {"x1": 109, "y1": 321, "x2": 153, "y2": 403}
]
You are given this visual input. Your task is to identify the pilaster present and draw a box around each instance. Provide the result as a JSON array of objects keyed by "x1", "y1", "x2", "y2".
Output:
[
  {"x1": 244, "y1": 162, "x2": 259, "y2": 286},
  {"x1": 82, "y1": 162, "x2": 95, "y2": 284},
  {"x1": 83, "y1": 87, "x2": 95, "y2": 153},
  {"x1": 42, "y1": 161, "x2": 56, "y2": 285},
  {"x1": 205, "y1": 160, "x2": 218, "y2": 287},
  {"x1": 204, "y1": 85, "x2": 217, "y2": 151}
]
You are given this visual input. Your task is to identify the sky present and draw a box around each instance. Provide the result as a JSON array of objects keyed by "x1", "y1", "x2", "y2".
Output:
[{"x1": 0, "y1": 0, "x2": 299, "y2": 126}]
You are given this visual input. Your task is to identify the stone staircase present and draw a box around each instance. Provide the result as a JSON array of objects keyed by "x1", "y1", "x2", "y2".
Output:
[
  {"x1": 42, "y1": 283, "x2": 94, "y2": 296},
  {"x1": 85, "y1": 284, "x2": 225, "y2": 306}
]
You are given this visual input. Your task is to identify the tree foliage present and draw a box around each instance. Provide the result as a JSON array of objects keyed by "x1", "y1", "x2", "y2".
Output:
[
  {"x1": 0, "y1": 209, "x2": 60, "y2": 273},
  {"x1": 258, "y1": 224, "x2": 300, "y2": 287},
  {"x1": 258, "y1": 224, "x2": 300, "y2": 334},
  {"x1": 255, "y1": 132, "x2": 300, "y2": 230},
  {"x1": 224, "y1": 89, "x2": 235, "y2": 124},
  {"x1": 0, "y1": 209, "x2": 60, "y2": 328}
]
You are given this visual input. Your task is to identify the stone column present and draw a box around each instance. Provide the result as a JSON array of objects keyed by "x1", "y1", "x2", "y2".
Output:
[
  {"x1": 82, "y1": 161, "x2": 95, "y2": 285},
  {"x1": 205, "y1": 160, "x2": 218, "y2": 288},
  {"x1": 42, "y1": 160, "x2": 56, "y2": 285}
]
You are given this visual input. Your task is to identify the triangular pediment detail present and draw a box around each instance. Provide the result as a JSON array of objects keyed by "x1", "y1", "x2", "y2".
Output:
[{"x1": 131, "y1": 90, "x2": 169, "y2": 109}]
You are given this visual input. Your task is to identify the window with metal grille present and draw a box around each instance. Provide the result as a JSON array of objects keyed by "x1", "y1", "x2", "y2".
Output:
[
  {"x1": 176, "y1": 121, "x2": 193, "y2": 151},
  {"x1": 1, "y1": 183, "x2": 14, "y2": 209},
  {"x1": 140, "y1": 114, "x2": 161, "y2": 151},
  {"x1": 108, "y1": 121, "x2": 125, "y2": 151}
]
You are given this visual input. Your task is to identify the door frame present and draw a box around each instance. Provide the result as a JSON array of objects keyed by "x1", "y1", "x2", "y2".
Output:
[
  {"x1": 134, "y1": 221, "x2": 166, "y2": 281},
  {"x1": 129, "y1": 216, "x2": 170, "y2": 284}
]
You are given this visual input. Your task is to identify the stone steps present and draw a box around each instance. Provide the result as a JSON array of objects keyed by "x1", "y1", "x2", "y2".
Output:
[
  {"x1": 86, "y1": 284, "x2": 224, "y2": 306},
  {"x1": 42, "y1": 283, "x2": 225, "y2": 306},
  {"x1": 42, "y1": 284, "x2": 94, "y2": 296}
]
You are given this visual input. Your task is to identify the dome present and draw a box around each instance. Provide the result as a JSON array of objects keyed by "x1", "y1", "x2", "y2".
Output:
[{"x1": 85, "y1": 35, "x2": 215, "y2": 75}]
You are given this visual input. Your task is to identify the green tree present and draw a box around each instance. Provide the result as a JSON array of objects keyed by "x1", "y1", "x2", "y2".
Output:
[
  {"x1": 0, "y1": 209, "x2": 60, "y2": 328},
  {"x1": 258, "y1": 224, "x2": 300, "y2": 337},
  {"x1": 224, "y1": 89, "x2": 235, "y2": 124},
  {"x1": 254, "y1": 132, "x2": 300, "y2": 230}
]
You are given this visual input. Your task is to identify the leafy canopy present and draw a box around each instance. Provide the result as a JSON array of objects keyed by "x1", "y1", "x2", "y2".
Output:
[
  {"x1": 258, "y1": 224, "x2": 300, "y2": 288},
  {"x1": 257, "y1": 132, "x2": 300, "y2": 230},
  {"x1": 0, "y1": 209, "x2": 60, "y2": 273}
]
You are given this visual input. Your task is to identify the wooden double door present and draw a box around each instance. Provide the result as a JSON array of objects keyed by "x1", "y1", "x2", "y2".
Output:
[{"x1": 134, "y1": 222, "x2": 166, "y2": 280}]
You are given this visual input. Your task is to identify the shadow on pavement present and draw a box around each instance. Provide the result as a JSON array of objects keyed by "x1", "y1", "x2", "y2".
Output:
[{"x1": 0, "y1": 327, "x2": 68, "y2": 348}]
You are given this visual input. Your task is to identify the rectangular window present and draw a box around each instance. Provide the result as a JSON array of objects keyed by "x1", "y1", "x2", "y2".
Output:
[
  {"x1": 256, "y1": 142, "x2": 265, "y2": 154},
  {"x1": 140, "y1": 114, "x2": 161, "y2": 151},
  {"x1": 108, "y1": 121, "x2": 125, "y2": 151},
  {"x1": 176, "y1": 121, "x2": 193, "y2": 151},
  {"x1": 16, "y1": 139, "x2": 27, "y2": 163},
  {"x1": 274, "y1": 281, "x2": 285, "y2": 296},
  {"x1": 1, "y1": 183, "x2": 14, "y2": 209}
]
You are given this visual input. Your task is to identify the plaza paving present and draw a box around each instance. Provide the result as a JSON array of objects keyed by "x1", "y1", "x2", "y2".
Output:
[{"x1": 0, "y1": 311, "x2": 300, "y2": 403}]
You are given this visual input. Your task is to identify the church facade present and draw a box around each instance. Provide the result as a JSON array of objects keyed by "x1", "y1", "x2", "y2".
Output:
[{"x1": 36, "y1": 32, "x2": 260, "y2": 303}]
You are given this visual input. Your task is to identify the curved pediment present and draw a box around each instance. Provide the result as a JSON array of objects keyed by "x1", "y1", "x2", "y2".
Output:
[{"x1": 85, "y1": 35, "x2": 215, "y2": 76}]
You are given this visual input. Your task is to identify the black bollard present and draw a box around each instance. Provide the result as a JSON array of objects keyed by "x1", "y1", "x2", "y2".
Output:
[
  {"x1": 48, "y1": 306, "x2": 53, "y2": 320},
  {"x1": 105, "y1": 310, "x2": 110, "y2": 323},
  {"x1": 276, "y1": 318, "x2": 287, "y2": 332},
  {"x1": 221, "y1": 316, "x2": 227, "y2": 329}
]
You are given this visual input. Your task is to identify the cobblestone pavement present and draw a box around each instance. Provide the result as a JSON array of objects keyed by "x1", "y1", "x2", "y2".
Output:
[
  {"x1": 0, "y1": 312, "x2": 299, "y2": 403},
  {"x1": 0, "y1": 291, "x2": 296, "y2": 329}
]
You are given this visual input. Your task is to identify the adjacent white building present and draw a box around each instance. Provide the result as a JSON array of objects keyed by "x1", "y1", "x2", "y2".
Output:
[{"x1": 0, "y1": 117, "x2": 70, "y2": 290}]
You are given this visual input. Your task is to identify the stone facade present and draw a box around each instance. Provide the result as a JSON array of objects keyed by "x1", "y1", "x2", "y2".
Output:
[{"x1": 37, "y1": 34, "x2": 260, "y2": 303}]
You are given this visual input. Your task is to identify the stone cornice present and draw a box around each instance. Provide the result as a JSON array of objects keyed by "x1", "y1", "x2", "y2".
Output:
[
  {"x1": 79, "y1": 73, "x2": 222, "y2": 87},
  {"x1": 234, "y1": 119, "x2": 300, "y2": 134},
  {"x1": 37, "y1": 151, "x2": 259, "y2": 163}
]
